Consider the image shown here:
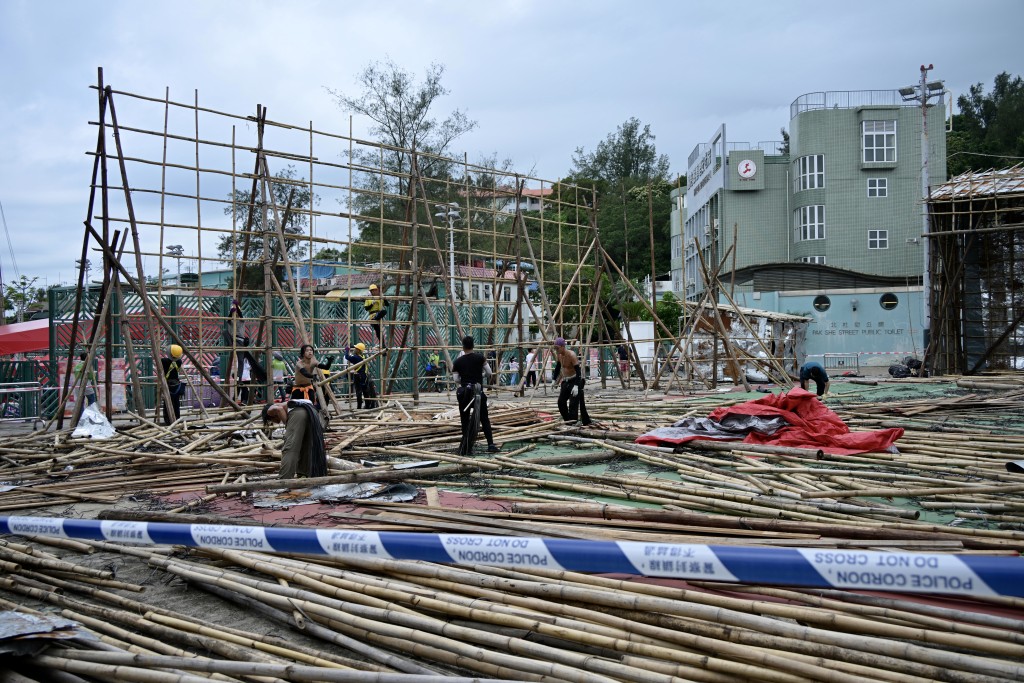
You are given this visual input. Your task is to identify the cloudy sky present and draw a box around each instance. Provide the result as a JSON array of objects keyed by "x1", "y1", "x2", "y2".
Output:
[{"x1": 0, "y1": 0, "x2": 1020, "y2": 290}]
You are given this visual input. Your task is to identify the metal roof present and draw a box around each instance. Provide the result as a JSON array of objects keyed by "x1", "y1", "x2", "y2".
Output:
[{"x1": 929, "y1": 164, "x2": 1024, "y2": 201}]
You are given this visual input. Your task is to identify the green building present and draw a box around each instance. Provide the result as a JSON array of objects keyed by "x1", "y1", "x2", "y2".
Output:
[{"x1": 671, "y1": 87, "x2": 948, "y2": 367}]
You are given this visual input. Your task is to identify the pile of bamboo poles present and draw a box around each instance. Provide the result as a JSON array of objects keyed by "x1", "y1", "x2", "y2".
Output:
[
  {"x1": 2, "y1": 527, "x2": 1023, "y2": 682},
  {"x1": 0, "y1": 398, "x2": 554, "y2": 514},
  {"x1": 3, "y1": 379, "x2": 1024, "y2": 681}
]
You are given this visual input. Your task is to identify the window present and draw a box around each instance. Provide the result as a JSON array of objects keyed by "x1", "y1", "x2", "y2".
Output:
[
  {"x1": 795, "y1": 155, "x2": 825, "y2": 190},
  {"x1": 868, "y1": 229, "x2": 889, "y2": 249},
  {"x1": 863, "y1": 120, "x2": 896, "y2": 162},
  {"x1": 471, "y1": 284, "x2": 479, "y2": 300},
  {"x1": 867, "y1": 178, "x2": 888, "y2": 197},
  {"x1": 879, "y1": 293, "x2": 899, "y2": 310},
  {"x1": 795, "y1": 205, "x2": 825, "y2": 241},
  {"x1": 503, "y1": 287, "x2": 511, "y2": 302},
  {"x1": 799, "y1": 256, "x2": 826, "y2": 264},
  {"x1": 813, "y1": 295, "x2": 831, "y2": 312}
]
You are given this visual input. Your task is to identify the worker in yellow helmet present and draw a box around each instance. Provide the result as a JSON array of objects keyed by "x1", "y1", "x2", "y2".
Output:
[
  {"x1": 161, "y1": 344, "x2": 185, "y2": 425},
  {"x1": 363, "y1": 284, "x2": 388, "y2": 346}
]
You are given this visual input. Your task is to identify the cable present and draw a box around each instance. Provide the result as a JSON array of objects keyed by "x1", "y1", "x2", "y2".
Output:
[
  {"x1": 947, "y1": 151, "x2": 1024, "y2": 160},
  {"x1": 0, "y1": 197, "x2": 18, "y2": 280}
]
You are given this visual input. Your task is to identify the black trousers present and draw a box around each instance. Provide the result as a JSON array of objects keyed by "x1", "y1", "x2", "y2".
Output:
[
  {"x1": 456, "y1": 384, "x2": 493, "y2": 454},
  {"x1": 163, "y1": 386, "x2": 182, "y2": 425},
  {"x1": 558, "y1": 379, "x2": 590, "y2": 425},
  {"x1": 525, "y1": 370, "x2": 536, "y2": 387}
]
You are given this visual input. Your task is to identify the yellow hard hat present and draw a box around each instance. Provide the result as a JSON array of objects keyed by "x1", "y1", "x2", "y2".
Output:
[
  {"x1": 170, "y1": 344, "x2": 183, "y2": 358},
  {"x1": 369, "y1": 284, "x2": 378, "y2": 291},
  {"x1": 354, "y1": 343, "x2": 366, "y2": 353}
]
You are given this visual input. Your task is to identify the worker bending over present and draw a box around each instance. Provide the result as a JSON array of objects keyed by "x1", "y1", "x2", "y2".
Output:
[{"x1": 799, "y1": 361, "x2": 831, "y2": 397}]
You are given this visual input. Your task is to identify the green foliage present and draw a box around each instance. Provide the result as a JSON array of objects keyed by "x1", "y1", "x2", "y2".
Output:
[
  {"x1": 618, "y1": 300, "x2": 648, "y2": 322},
  {"x1": 571, "y1": 117, "x2": 670, "y2": 183},
  {"x1": 597, "y1": 177, "x2": 673, "y2": 279},
  {"x1": 948, "y1": 72, "x2": 1024, "y2": 176},
  {"x1": 330, "y1": 59, "x2": 480, "y2": 268},
  {"x1": 656, "y1": 292, "x2": 682, "y2": 326},
  {"x1": 313, "y1": 248, "x2": 345, "y2": 262},
  {"x1": 218, "y1": 165, "x2": 315, "y2": 294},
  {"x1": 3, "y1": 275, "x2": 44, "y2": 322}
]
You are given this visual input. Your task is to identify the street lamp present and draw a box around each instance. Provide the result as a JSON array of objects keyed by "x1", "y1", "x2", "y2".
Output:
[
  {"x1": 900, "y1": 65, "x2": 944, "y2": 367},
  {"x1": 434, "y1": 202, "x2": 461, "y2": 302},
  {"x1": 165, "y1": 245, "x2": 184, "y2": 287},
  {"x1": 75, "y1": 259, "x2": 92, "y2": 285}
]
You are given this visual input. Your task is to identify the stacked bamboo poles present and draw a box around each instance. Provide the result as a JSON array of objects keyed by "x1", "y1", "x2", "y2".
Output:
[
  {"x1": 3, "y1": 381, "x2": 1024, "y2": 680},
  {"x1": 1, "y1": 530, "x2": 1022, "y2": 682}
]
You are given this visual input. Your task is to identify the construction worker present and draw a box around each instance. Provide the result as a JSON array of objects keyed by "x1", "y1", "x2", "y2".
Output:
[
  {"x1": 344, "y1": 343, "x2": 374, "y2": 409},
  {"x1": 271, "y1": 351, "x2": 288, "y2": 401},
  {"x1": 425, "y1": 350, "x2": 442, "y2": 392},
  {"x1": 290, "y1": 344, "x2": 333, "y2": 404},
  {"x1": 161, "y1": 344, "x2": 185, "y2": 425},
  {"x1": 364, "y1": 283, "x2": 388, "y2": 345},
  {"x1": 72, "y1": 352, "x2": 98, "y2": 407},
  {"x1": 261, "y1": 401, "x2": 327, "y2": 479},
  {"x1": 554, "y1": 337, "x2": 591, "y2": 426},
  {"x1": 72, "y1": 352, "x2": 98, "y2": 423},
  {"x1": 799, "y1": 362, "x2": 831, "y2": 398},
  {"x1": 452, "y1": 335, "x2": 500, "y2": 455}
]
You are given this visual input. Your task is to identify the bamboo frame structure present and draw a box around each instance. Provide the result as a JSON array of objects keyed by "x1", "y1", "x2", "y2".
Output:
[
  {"x1": 927, "y1": 163, "x2": 1024, "y2": 375},
  {"x1": 53, "y1": 70, "x2": 807, "y2": 426}
]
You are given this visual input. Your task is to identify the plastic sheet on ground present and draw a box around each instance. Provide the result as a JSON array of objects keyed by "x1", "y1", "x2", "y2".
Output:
[
  {"x1": 0, "y1": 611, "x2": 83, "y2": 655},
  {"x1": 636, "y1": 387, "x2": 903, "y2": 455},
  {"x1": 70, "y1": 403, "x2": 116, "y2": 439},
  {"x1": 253, "y1": 481, "x2": 418, "y2": 508}
]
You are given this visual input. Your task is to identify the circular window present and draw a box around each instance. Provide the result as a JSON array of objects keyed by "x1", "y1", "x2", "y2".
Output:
[
  {"x1": 812, "y1": 295, "x2": 831, "y2": 312},
  {"x1": 879, "y1": 293, "x2": 899, "y2": 310}
]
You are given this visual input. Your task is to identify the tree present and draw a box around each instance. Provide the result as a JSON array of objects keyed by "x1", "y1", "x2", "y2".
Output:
[
  {"x1": 559, "y1": 118, "x2": 674, "y2": 281},
  {"x1": 4, "y1": 275, "x2": 43, "y2": 323},
  {"x1": 328, "y1": 59, "x2": 478, "y2": 268},
  {"x1": 313, "y1": 247, "x2": 345, "y2": 262},
  {"x1": 219, "y1": 165, "x2": 316, "y2": 292},
  {"x1": 779, "y1": 127, "x2": 790, "y2": 156},
  {"x1": 947, "y1": 72, "x2": 1024, "y2": 176},
  {"x1": 571, "y1": 117, "x2": 670, "y2": 184}
]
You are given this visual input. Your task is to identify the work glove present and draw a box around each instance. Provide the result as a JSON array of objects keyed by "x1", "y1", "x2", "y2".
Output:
[
  {"x1": 326, "y1": 356, "x2": 335, "y2": 364},
  {"x1": 570, "y1": 385, "x2": 579, "y2": 398}
]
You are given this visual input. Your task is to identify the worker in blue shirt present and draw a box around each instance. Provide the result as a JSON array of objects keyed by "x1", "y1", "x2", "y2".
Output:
[{"x1": 799, "y1": 362, "x2": 830, "y2": 397}]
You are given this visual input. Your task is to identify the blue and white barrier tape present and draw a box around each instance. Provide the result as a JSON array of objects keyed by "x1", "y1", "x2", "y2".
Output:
[{"x1": 2, "y1": 516, "x2": 1021, "y2": 598}]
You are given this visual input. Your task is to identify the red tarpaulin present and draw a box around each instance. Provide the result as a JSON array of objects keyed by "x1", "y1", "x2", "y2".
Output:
[
  {"x1": 0, "y1": 319, "x2": 50, "y2": 356},
  {"x1": 636, "y1": 387, "x2": 904, "y2": 455}
]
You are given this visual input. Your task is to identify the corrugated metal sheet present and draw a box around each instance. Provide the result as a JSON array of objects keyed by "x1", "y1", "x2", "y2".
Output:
[{"x1": 930, "y1": 164, "x2": 1024, "y2": 201}]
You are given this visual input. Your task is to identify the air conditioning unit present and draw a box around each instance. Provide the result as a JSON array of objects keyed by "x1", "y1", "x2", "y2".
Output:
[{"x1": 703, "y1": 227, "x2": 711, "y2": 236}]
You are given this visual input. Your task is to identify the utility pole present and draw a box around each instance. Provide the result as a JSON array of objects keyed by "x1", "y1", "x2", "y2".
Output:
[{"x1": 900, "y1": 65, "x2": 944, "y2": 372}]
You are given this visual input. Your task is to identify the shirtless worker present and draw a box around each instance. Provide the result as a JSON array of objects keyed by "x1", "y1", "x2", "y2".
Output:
[{"x1": 553, "y1": 337, "x2": 591, "y2": 426}]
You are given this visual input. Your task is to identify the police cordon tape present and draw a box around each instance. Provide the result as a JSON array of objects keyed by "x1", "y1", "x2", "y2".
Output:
[{"x1": 3, "y1": 516, "x2": 1022, "y2": 598}]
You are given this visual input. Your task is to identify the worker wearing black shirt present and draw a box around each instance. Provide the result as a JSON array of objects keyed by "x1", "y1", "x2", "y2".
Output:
[{"x1": 451, "y1": 336, "x2": 500, "y2": 455}]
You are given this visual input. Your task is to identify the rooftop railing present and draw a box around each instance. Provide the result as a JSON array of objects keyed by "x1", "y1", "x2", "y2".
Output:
[{"x1": 790, "y1": 90, "x2": 910, "y2": 119}]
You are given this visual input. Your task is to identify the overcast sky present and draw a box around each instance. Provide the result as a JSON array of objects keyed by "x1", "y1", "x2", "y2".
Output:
[{"x1": 1, "y1": 0, "x2": 1021, "y2": 290}]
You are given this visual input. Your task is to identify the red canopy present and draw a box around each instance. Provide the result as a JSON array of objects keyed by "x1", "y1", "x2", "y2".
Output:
[{"x1": 0, "y1": 319, "x2": 50, "y2": 356}]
